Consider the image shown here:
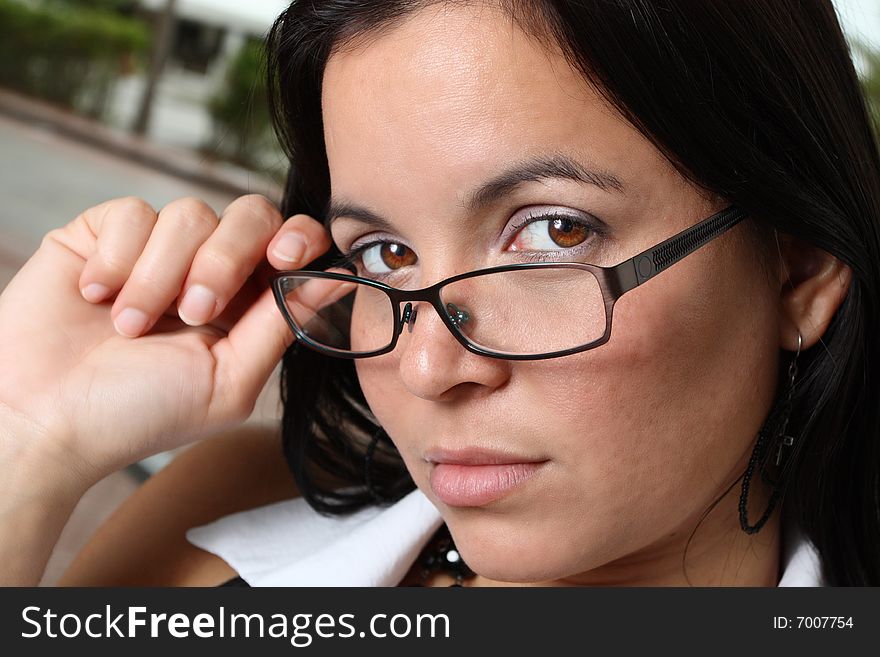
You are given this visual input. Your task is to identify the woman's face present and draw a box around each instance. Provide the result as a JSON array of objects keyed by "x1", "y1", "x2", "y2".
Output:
[{"x1": 322, "y1": 3, "x2": 781, "y2": 584}]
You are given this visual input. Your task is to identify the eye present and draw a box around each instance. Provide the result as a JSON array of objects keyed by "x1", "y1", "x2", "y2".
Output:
[
  {"x1": 361, "y1": 241, "x2": 416, "y2": 275},
  {"x1": 330, "y1": 208, "x2": 604, "y2": 279},
  {"x1": 331, "y1": 239, "x2": 417, "y2": 278},
  {"x1": 506, "y1": 210, "x2": 600, "y2": 254}
]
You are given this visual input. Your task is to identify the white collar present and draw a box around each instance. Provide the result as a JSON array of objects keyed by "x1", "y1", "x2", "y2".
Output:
[{"x1": 186, "y1": 488, "x2": 825, "y2": 586}]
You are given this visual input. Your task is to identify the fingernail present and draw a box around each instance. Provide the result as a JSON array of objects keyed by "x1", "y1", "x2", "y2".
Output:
[
  {"x1": 272, "y1": 232, "x2": 306, "y2": 263},
  {"x1": 179, "y1": 284, "x2": 217, "y2": 326},
  {"x1": 81, "y1": 283, "x2": 110, "y2": 303},
  {"x1": 114, "y1": 308, "x2": 149, "y2": 337}
]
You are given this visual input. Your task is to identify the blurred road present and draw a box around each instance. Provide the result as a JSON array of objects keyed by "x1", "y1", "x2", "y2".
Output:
[{"x1": 0, "y1": 112, "x2": 238, "y2": 262}]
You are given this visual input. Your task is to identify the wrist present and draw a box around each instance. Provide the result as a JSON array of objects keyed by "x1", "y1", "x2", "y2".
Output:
[
  {"x1": 0, "y1": 405, "x2": 98, "y2": 505},
  {"x1": 0, "y1": 405, "x2": 100, "y2": 585}
]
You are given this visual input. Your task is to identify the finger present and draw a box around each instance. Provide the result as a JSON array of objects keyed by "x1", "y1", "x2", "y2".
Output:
[
  {"x1": 201, "y1": 258, "x2": 277, "y2": 334},
  {"x1": 110, "y1": 197, "x2": 219, "y2": 338},
  {"x1": 209, "y1": 284, "x2": 298, "y2": 420},
  {"x1": 177, "y1": 194, "x2": 283, "y2": 327},
  {"x1": 76, "y1": 197, "x2": 158, "y2": 303},
  {"x1": 267, "y1": 213, "x2": 333, "y2": 270},
  {"x1": 284, "y1": 269, "x2": 356, "y2": 328},
  {"x1": 209, "y1": 216, "x2": 334, "y2": 417}
]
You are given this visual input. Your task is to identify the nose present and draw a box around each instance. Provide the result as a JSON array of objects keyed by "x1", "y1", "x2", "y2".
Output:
[
  {"x1": 394, "y1": 300, "x2": 510, "y2": 402},
  {"x1": 399, "y1": 302, "x2": 418, "y2": 334},
  {"x1": 398, "y1": 301, "x2": 470, "y2": 334}
]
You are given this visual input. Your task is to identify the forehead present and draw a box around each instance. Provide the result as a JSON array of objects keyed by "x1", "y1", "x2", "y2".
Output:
[{"x1": 321, "y1": 3, "x2": 662, "y2": 210}]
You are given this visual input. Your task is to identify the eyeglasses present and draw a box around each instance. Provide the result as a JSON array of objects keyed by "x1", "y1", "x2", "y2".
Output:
[{"x1": 271, "y1": 205, "x2": 748, "y2": 360}]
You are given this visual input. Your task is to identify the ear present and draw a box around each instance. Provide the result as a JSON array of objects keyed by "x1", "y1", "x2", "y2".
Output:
[{"x1": 775, "y1": 230, "x2": 853, "y2": 352}]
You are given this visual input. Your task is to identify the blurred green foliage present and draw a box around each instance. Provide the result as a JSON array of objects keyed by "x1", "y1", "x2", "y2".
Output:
[
  {"x1": 55, "y1": 0, "x2": 136, "y2": 9},
  {"x1": 0, "y1": 0, "x2": 149, "y2": 118},
  {"x1": 206, "y1": 37, "x2": 285, "y2": 182}
]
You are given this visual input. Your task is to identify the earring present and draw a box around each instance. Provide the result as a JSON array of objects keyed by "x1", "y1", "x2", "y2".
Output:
[
  {"x1": 364, "y1": 425, "x2": 392, "y2": 503},
  {"x1": 738, "y1": 330, "x2": 802, "y2": 534}
]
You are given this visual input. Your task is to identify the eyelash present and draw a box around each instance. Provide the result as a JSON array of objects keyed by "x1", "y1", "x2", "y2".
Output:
[{"x1": 329, "y1": 210, "x2": 607, "y2": 273}]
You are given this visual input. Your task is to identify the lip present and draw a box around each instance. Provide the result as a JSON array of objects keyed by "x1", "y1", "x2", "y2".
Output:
[
  {"x1": 424, "y1": 446, "x2": 547, "y2": 466},
  {"x1": 426, "y1": 447, "x2": 549, "y2": 507}
]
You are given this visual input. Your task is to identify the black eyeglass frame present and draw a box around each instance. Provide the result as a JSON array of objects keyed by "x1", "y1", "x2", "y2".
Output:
[{"x1": 271, "y1": 204, "x2": 749, "y2": 361}]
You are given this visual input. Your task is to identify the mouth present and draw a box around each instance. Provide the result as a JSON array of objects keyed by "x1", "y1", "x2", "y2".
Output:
[{"x1": 425, "y1": 447, "x2": 549, "y2": 507}]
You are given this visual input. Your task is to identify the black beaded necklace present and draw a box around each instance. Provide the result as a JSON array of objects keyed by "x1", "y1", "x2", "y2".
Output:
[{"x1": 407, "y1": 523, "x2": 477, "y2": 586}]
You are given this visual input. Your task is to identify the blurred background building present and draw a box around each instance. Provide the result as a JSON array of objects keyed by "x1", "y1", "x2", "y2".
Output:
[
  {"x1": 0, "y1": 0, "x2": 878, "y2": 584},
  {"x1": 122, "y1": 1, "x2": 289, "y2": 160}
]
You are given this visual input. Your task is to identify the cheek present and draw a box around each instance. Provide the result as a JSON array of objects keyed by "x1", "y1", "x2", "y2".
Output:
[
  {"x1": 354, "y1": 357, "x2": 406, "y2": 431},
  {"x1": 530, "y1": 246, "x2": 780, "y2": 541},
  {"x1": 354, "y1": 356, "x2": 433, "y2": 484}
]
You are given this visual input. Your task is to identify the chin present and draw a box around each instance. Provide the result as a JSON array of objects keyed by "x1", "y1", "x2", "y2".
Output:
[
  {"x1": 461, "y1": 550, "x2": 577, "y2": 584},
  {"x1": 448, "y1": 522, "x2": 589, "y2": 584}
]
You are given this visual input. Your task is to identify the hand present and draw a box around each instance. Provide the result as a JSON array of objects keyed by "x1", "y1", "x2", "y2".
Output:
[{"x1": 0, "y1": 194, "x2": 331, "y2": 484}]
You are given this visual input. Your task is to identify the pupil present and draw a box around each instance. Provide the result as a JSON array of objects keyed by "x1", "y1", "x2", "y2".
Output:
[{"x1": 553, "y1": 217, "x2": 573, "y2": 232}]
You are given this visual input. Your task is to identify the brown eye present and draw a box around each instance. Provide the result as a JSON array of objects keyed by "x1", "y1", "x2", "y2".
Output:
[
  {"x1": 379, "y1": 243, "x2": 417, "y2": 269},
  {"x1": 548, "y1": 217, "x2": 590, "y2": 248},
  {"x1": 507, "y1": 212, "x2": 599, "y2": 255}
]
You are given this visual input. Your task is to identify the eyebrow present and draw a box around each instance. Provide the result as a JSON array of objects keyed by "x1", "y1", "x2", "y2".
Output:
[{"x1": 323, "y1": 153, "x2": 627, "y2": 231}]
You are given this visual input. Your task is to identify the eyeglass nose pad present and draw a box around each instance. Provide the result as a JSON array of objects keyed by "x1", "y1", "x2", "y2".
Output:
[
  {"x1": 399, "y1": 301, "x2": 470, "y2": 335},
  {"x1": 445, "y1": 302, "x2": 470, "y2": 327},
  {"x1": 399, "y1": 302, "x2": 419, "y2": 334}
]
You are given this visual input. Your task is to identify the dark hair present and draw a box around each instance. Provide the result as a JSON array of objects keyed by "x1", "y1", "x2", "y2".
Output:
[{"x1": 263, "y1": 0, "x2": 880, "y2": 585}]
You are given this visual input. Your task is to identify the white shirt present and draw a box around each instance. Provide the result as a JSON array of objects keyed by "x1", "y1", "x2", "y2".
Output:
[{"x1": 186, "y1": 487, "x2": 826, "y2": 586}]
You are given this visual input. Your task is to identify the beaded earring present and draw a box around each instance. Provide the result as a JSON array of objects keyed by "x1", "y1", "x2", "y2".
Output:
[{"x1": 739, "y1": 331, "x2": 802, "y2": 534}]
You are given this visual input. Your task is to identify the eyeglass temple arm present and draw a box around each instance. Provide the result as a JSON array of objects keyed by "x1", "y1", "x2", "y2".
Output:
[{"x1": 606, "y1": 206, "x2": 748, "y2": 300}]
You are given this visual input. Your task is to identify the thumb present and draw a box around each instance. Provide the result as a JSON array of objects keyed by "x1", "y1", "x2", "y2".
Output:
[{"x1": 212, "y1": 281, "x2": 298, "y2": 419}]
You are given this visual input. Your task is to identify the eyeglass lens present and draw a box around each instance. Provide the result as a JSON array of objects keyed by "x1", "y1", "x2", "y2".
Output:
[{"x1": 277, "y1": 266, "x2": 606, "y2": 357}]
